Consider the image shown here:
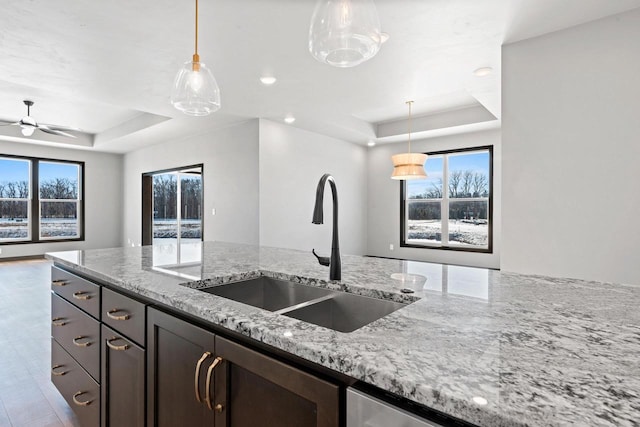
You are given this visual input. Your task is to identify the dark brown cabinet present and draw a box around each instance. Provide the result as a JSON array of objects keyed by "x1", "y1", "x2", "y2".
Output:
[
  {"x1": 215, "y1": 336, "x2": 340, "y2": 427},
  {"x1": 147, "y1": 307, "x2": 217, "y2": 427},
  {"x1": 147, "y1": 307, "x2": 339, "y2": 427},
  {"x1": 101, "y1": 325, "x2": 145, "y2": 427}
]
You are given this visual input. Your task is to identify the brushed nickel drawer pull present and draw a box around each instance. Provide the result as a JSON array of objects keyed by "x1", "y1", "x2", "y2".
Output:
[
  {"x1": 73, "y1": 291, "x2": 91, "y2": 300},
  {"x1": 52, "y1": 280, "x2": 67, "y2": 286},
  {"x1": 194, "y1": 352, "x2": 212, "y2": 403},
  {"x1": 106, "y1": 337, "x2": 130, "y2": 351},
  {"x1": 72, "y1": 391, "x2": 93, "y2": 406},
  {"x1": 107, "y1": 309, "x2": 130, "y2": 321},
  {"x1": 51, "y1": 365, "x2": 67, "y2": 376},
  {"x1": 52, "y1": 317, "x2": 66, "y2": 327},
  {"x1": 205, "y1": 357, "x2": 223, "y2": 411},
  {"x1": 72, "y1": 336, "x2": 92, "y2": 347}
]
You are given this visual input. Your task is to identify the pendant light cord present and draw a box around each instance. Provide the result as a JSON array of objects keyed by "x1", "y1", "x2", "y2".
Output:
[
  {"x1": 195, "y1": 0, "x2": 199, "y2": 55},
  {"x1": 407, "y1": 100, "x2": 413, "y2": 154}
]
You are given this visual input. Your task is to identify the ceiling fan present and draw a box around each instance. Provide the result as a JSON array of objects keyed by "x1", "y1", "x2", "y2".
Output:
[{"x1": 0, "y1": 100, "x2": 77, "y2": 138}]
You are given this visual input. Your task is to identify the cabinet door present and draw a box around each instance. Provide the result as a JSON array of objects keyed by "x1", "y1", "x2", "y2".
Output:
[
  {"x1": 147, "y1": 308, "x2": 217, "y2": 427},
  {"x1": 101, "y1": 325, "x2": 145, "y2": 427},
  {"x1": 215, "y1": 336, "x2": 340, "y2": 427}
]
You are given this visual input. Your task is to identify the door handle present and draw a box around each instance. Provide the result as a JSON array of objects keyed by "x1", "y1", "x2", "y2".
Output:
[
  {"x1": 51, "y1": 365, "x2": 68, "y2": 376},
  {"x1": 52, "y1": 280, "x2": 66, "y2": 286},
  {"x1": 72, "y1": 336, "x2": 92, "y2": 347},
  {"x1": 194, "y1": 352, "x2": 212, "y2": 403},
  {"x1": 106, "y1": 337, "x2": 130, "y2": 351},
  {"x1": 52, "y1": 317, "x2": 66, "y2": 327},
  {"x1": 72, "y1": 391, "x2": 93, "y2": 406},
  {"x1": 205, "y1": 357, "x2": 223, "y2": 410},
  {"x1": 106, "y1": 308, "x2": 130, "y2": 321}
]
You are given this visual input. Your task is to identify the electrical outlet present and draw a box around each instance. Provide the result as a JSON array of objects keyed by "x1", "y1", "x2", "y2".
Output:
[{"x1": 389, "y1": 244, "x2": 394, "y2": 251}]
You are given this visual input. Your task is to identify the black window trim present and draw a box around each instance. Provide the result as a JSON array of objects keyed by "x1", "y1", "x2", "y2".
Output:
[
  {"x1": 0, "y1": 153, "x2": 85, "y2": 245},
  {"x1": 400, "y1": 145, "x2": 493, "y2": 254}
]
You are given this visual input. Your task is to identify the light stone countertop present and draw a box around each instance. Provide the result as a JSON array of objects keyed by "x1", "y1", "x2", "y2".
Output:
[{"x1": 46, "y1": 241, "x2": 640, "y2": 427}]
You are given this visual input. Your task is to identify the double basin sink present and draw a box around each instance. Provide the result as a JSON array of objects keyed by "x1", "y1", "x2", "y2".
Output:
[{"x1": 199, "y1": 276, "x2": 408, "y2": 333}]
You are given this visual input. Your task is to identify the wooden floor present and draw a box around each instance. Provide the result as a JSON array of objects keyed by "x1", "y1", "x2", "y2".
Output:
[{"x1": 0, "y1": 259, "x2": 80, "y2": 427}]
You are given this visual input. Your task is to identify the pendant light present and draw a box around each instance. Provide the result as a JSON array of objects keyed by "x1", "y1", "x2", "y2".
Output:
[
  {"x1": 391, "y1": 101, "x2": 427, "y2": 180},
  {"x1": 309, "y1": 0, "x2": 383, "y2": 68},
  {"x1": 171, "y1": 0, "x2": 221, "y2": 116}
]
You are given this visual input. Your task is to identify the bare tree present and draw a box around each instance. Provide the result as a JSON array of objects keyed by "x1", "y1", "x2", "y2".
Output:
[
  {"x1": 449, "y1": 170, "x2": 462, "y2": 198},
  {"x1": 472, "y1": 173, "x2": 488, "y2": 197},
  {"x1": 426, "y1": 178, "x2": 443, "y2": 198},
  {"x1": 461, "y1": 170, "x2": 474, "y2": 197}
]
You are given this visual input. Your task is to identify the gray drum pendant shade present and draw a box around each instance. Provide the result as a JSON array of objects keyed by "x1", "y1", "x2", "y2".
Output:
[
  {"x1": 171, "y1": 0, "x2": 221, "y2": 116},
  {"x1": 309, "y1": 0, "x2": 383, "y2": 68}
]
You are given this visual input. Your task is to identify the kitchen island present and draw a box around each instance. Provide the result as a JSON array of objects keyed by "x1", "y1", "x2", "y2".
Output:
[{"x1": 46, "y1": 241, "x2": 640, "y2": 427}]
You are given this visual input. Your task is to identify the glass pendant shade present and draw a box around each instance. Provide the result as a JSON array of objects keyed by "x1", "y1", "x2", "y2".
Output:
[
  {"x1": 309, "y1": 0, "x2": 383, "y2": 67},
  {"x1": 391, "y1": 153, "x2": 428, "y2": 180},
  {"x1": 171, "y1": 56, "x2": 221, "y2": 116}
]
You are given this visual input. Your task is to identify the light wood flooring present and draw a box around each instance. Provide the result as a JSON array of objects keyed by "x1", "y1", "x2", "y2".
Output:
[{"x1": 0, "y1": 259, "x2": 80, "y2": 427}]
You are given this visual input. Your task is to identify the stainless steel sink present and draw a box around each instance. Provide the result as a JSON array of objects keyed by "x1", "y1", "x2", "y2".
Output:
[
  {"x1": 199, "y1": 276, "x2": 408, "y2": 332},
  {"x1": 201, "y1": 276, "x2": 334, "y2": 311},
  {"x1": 282, "y1": 292, "x2": 407, "y2": 333}
]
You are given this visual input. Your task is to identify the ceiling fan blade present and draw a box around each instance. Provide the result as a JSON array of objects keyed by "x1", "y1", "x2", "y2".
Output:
[
  {"x1": 39, "y1": 122, "x2": 81, "y2": 132},
  {"x1": 0, "y1": 121, "x2": 19, "y2": 126},
  {"x1": 38, "y1": 125, "x2": 77, "y2": 138}
]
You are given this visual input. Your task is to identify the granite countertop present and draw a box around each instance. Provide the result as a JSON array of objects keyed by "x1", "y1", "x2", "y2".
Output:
[{"x1": 46, "y1": 241, "x2": 640, "y2": 427}]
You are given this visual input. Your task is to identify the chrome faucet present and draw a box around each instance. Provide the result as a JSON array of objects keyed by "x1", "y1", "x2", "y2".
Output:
[{"x1": 312, "y1": 174, "x2": 341, "y2": 281}]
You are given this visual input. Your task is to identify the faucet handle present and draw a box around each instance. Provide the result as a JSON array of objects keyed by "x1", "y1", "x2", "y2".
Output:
[{"x1": 312, "y1": 249, "x2": 330, "y2": 267}]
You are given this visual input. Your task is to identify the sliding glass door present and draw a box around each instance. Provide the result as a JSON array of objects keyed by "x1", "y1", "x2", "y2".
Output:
[{"x1": 142, "y1": 165, "x2": 202, "y2": 248}]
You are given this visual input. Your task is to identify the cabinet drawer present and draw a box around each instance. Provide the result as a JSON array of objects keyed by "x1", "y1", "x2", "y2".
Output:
[
  {"x1": 51, "y1": 339, "x2": 100, "y2": 427},
  {"x1": 52, "y1": 266, "x2": 101, "y2": 319},
  {"x1": 101, "y1": 325, "x2": 145, "y2": 427},
  {"x1": 102, "y1": 287, "x2": 146, "y2": 347},
  {"x1": 52, "y1": 293, "x2": 101, "y2": 381}
]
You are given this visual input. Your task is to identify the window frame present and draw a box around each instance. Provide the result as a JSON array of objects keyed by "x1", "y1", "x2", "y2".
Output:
[
  {"x1": 400, "y1": 145, "x2": 493, "y2": 253},
  {"x1": 0, "y1": 154, "x2": 85, "y2": 245}
]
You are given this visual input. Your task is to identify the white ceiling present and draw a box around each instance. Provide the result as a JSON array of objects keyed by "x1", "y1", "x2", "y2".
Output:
[{"x1": 1, "y1": 0, "x2": 639, "y2": 153}]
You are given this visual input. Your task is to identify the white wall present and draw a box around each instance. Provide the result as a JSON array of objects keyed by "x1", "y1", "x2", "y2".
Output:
[
  {"x1": 0, "y1": 141, "x2": 123, "y2": 258},
  {"x1": 367, "y1": 129, "x2": 501, "y2": 269},
  {"x1": 502, "y1": 9, "x2": 640, "y2": 285},
  {"x1": 259, "y1": 119, "x2": 368, "y2": 256},
  {"x1": 122, "y1": 120, "x2": 259, "y2": 246}
]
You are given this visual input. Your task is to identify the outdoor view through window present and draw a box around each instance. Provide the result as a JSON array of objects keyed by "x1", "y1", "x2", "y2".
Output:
[
  {"x1": 402, "y1": 147, "x2": 492, "y2": 251},
  {"x1": 0, "y1": 155, "x2": 83, "y2": 243}
]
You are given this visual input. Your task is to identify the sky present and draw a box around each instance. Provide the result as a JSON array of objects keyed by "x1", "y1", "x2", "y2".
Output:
[
  {"x1": 408, "y1": 151, "x2": 490, "y2": 198},
  {"x1": 1, "y1": 158, "x2": 78, "y2": 184}
]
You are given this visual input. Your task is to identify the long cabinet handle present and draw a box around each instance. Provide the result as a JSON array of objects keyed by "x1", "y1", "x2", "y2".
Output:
[
  {"x1": 205, "y1": 357, "x2": 223, "y2": 411},
  {"x1": 194, "y1": 352, "x2": 212, "y2": 403},
  {"x1": 73, "y1": 291, "x2": 91, "y2": 300},
  {"x1": 72, "y1": 391, "x2": 93, "y2": 406},
  {"x1": 72, "y1": 336, "x2": 92, "y2": 347},
  {"x1": 52, "y1": 280, "x2": 66, "y2": 287},
  {"x1": 106, "y1": 309, "x2": 130, "y2": 321},
  {"x1": 51, "y1": 365, "x2": 68, "y2": 376},
  {"x1": 106, "y1": 337, "x2": 130, "y2": 351},
  {"x1": 52, "y1": 317, "x2": 66, "y2": 327}
]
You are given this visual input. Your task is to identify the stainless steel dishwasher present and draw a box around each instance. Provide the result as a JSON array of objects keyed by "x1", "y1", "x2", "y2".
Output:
[{"x1": 347, "y1": 387, "x2": 446, "y2": 427}]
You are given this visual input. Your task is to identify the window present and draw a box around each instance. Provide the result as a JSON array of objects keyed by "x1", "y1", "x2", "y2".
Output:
[
  {"x1": 0, "y1": 155, "x2": 84, "y2": 244},
  {"x1": 401, "y1": 146, "x2": 492, "y2": 252}
]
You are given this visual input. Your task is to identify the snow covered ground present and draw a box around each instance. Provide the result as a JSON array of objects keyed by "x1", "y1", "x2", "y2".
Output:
[{"x1": 407, "y1": 220, "x2": 488, "y2": 246}]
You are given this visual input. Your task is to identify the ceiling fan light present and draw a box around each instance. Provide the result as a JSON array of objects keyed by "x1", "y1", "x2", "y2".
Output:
[
  {"x1": 309, "y1": 0, "x2": 383, "y2": 68},
  {"x1": 171, "y1": 59, "x2": 221, "y2": 116},
  {"x1": 20, "y1": 125, "x2": 35, "y2": 137}
]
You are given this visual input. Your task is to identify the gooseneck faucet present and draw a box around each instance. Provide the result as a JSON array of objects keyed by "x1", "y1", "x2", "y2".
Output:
[{"x1": 312, "y1": 174, "x2": 341, "y2": 281}]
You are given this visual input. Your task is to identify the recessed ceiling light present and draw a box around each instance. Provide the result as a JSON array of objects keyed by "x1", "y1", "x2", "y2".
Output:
[
  {"x1": 367, "y1": 140, "x2": 376, "y2": 147},
  {"x1": 284, "y1": 115, "x2": 296, "y2": 124},
  {"x1": 473, "y1": 67, "x2": 493, "y2": 77},
  {"x1": 260, "y1": 76, "x2": 277, "y2": 85}
]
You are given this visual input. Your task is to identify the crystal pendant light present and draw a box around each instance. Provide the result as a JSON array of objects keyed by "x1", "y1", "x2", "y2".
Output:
[
  {"x1": 309, "y1": 0, "x2": 383, "y2": 68},
  {"x1": 171, "y1": 0, "x2": 221, "y2": 116},
  {"x1": 391, "y1": 101, "x2": 427, "y2": 180}
]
